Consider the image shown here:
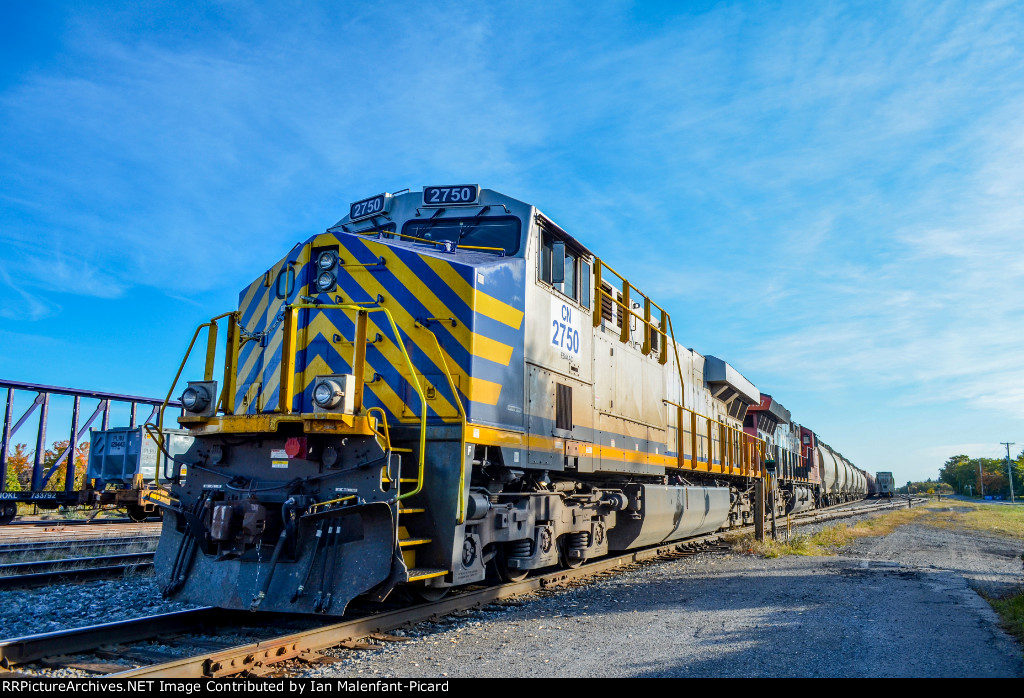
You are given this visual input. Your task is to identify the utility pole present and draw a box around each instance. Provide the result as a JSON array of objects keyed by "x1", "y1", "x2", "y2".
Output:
[
  {"x1": 1001, "y1": 442, "x2": 1016, "y2": 504},
  {"x1": 978, "y1": 458, "x2": 984, "y2": 498}
]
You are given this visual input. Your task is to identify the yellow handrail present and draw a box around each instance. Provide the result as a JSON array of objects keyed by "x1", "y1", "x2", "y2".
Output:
[
  {"x1": 592, "y1": 257, "x2": 672, "y2": 368},
  {"x1": 287, "y1": 303, "x2": 427, "y2": 501},
  {"x1": 415, "y1": 322, "x2": 469, "y2": 523},
  {"x1": 150, "y1": 311, "x2": 239, "y2": 487},
  {"x1": 662, "y1": 399, "x2": 764, "y2": 476},
  {"x1": 366, "y1": 406, "x2": 392, "y2": 452}
]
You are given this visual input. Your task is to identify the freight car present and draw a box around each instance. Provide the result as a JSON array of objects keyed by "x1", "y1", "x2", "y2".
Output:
[
  {"x1": 151, "y1": 185, "x2": 869, "y2": 614},
  {"x1": 876, "y1": 471, "x2": 896, "y2": 497}
]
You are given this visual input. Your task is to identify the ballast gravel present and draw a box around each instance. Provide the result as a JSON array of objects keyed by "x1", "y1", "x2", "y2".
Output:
[{"x1": 0, "y1": 572, "x2": 198, "y2": 641}]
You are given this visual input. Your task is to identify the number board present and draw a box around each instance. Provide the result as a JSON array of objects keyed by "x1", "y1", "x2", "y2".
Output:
[
  {"x1": 349, "y1": 193, "x2": 392, "y2": 221},
  {"x1": 423, "y1": 184, "x2": 480, "y2": 206},
  {"x1": 550, "y1": 297, "x2": 581, "y2": 359}
]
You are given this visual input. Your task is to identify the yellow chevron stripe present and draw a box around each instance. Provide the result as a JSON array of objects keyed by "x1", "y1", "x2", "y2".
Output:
[
  {"x1": 353, "y1": 238, "x2": 514, "y2": 366},
  {"x1": 465, "y1": 377, "x2": 502, "y2": 405},
  {"x1": 473, "y1": 333, "x2": 513, "y2": 366},
  {"x1": 300, "y1": 311, "x2": 456, "y2": 418},
  {"x1": 235, "y1": 263, "x2": 289, "y2": 403},
  {"x1": 420, "y1": 256, "x2": 524, "y2": 330},
  {"x1": 238, "y1": 277, "x2": 264, "y2": 322},
  {"x1": 331, "y1": 239, "x2": 503, "y2": 406},
  {"x1": 474, "y1": 290, "x2": 524, "y2": 330},
  {"x1": 255, "y1": 293, "x2": 289, "y2": 409},
  {"x1": 254, "y1": 242, "x2": 309, "y2": 411}
]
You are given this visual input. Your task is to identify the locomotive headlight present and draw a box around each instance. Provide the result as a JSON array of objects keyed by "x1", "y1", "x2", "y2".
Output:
[
  {"x1": 317, "y1": 250, "x2": 338, "y2": 271},
  {"x1": 316, "y1": 271, "x2": 336, "y2": 292},
  {"x1": 181, "y1": 385, "x2": 210, "y2": 413},
  {"x1": 180, "y1": 380, "x2": 217, "y2": 417},
  {"x1": 313, "y1": 379, "x2": 345, "y2": 409}
]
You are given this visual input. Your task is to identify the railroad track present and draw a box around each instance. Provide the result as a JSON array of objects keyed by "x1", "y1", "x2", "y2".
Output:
[
  {"x1": 0, "y1": 552, "x2": 155, "y2": 590},
  {"x1": 0, "y1": 522, "x2": 161, "y2": 541},
  {"x1": 0, "y1": 536, "x2": 159, "y2": 558},
  {"x1": 0, "y1": 496, "x2": 914, "y2": 677},
  {"x1": 5, "y1": 517, "x2": 160, "y2": 527}
]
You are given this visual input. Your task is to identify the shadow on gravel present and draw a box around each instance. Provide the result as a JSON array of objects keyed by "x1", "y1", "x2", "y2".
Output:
[{"x1": 553, "y1": 557, "x2": 1024, "y2": 678}]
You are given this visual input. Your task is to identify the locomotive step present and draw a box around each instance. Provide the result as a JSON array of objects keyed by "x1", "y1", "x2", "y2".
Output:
[
  {"x1": 398, "y1": 537, "x2": 432, "y2": 547},
  {"x1": 398, "y1": 508, "x2": 425, "y2": 514},
  {"x1": 407, "y1": 568, "x2": 448, "y2": 582}
]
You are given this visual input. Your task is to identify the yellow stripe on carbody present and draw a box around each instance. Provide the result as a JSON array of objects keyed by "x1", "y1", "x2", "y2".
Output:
[
  {"x1": 325, "y1": 237, "x2": 503, "y2": 406},
  {"x1": 465, "y1": 425, "x2": 760, "y2": 475},
  {"x1": 420, "y1": 256, "x2": 524, "y2": 330},
  {"x1": 352, "y1": 237, "x2": 515, "y2": 367},
  {"x1": 300, "y1": 311, "x2": 459, "y2": 419}
]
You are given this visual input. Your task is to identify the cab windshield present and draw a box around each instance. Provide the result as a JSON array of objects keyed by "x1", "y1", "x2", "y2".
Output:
[{"x1": 401, "y1": 216, "x2": 522, "y2": 256}]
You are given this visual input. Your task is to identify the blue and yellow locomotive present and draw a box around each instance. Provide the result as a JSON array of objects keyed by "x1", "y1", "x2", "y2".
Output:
[{"x1": 154, "y1": 185, "x2": 864, "y2": 614}]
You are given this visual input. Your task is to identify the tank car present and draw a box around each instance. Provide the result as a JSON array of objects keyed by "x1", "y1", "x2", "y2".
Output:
[{"x1": 151, "y1": 185, "x2": 865, "y2": 615}]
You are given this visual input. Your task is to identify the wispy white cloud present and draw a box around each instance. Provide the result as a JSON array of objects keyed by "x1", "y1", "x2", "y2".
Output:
[
  {"x1": 0, "y1": 261, "x2": 57, "y2": 320},
  {"x1": 2, "y1": 1, "x2": 1023, "y2": 483}
]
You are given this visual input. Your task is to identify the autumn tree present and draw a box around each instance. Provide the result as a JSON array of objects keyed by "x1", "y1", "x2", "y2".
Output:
[
  {"x1": 41, "y1": 440, "x2": 91, "y2": 491},
  {"x1": 4, "y1": 443, "x2": 31, "y2": 491}
]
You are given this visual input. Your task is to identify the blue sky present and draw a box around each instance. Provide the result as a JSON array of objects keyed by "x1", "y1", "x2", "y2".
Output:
[{"x1": 2, "y1": 1, "x2": 1022, "y2": 485}]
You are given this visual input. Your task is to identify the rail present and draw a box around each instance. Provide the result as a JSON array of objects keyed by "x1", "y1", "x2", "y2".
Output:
[{"x1": 110, "y1": 497, "x2": 903, "y2": 678}]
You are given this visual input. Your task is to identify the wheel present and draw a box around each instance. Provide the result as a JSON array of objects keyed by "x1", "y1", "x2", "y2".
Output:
[
  {"x1": 0, "y1": 504, "x2": 16, "y2": 525},
  {"x1": 487, "y1": 544, "x2": 529, "y2": 583},
  {"x1": 410, "y1": 585, "x2": 450, "y2": 603},
  {"x1": 557, "y1": 535, "x2": 584, "y2": 570}
]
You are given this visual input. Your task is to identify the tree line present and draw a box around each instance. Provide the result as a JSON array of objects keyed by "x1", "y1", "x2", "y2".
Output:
[{"x1": 938, "y1": 451, "x2": 1024, "y2": 498}]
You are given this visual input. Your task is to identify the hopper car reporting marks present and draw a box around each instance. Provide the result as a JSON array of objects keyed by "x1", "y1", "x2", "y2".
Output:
[{"x1": 149, "y1": 186, "x2": 871, "y2": 615}]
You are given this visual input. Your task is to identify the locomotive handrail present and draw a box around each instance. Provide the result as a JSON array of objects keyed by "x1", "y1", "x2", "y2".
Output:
[
  {"x1": 366, "y1": 406, "x2": 393, "y2": 452},
  {"x1": 663, "y1": 399, "x2": 764, "y2": 477},
  {"x1": 413, "y1": 322, "x2": 469, "y2": 523},
  {"x1": 592, "y1": 257, "x2": 697, "y2": 473},
  {"x1": 592, "y1": 258, "x2": 670, "y2": 365},
  {"x1": 151, "y1": 311, "x2": 240, "y2": 487},
  {"x1": 286, "y1": 303, "x2": 428, "y2": 502}
]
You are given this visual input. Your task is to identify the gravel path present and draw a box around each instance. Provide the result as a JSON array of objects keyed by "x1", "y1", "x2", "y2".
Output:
[{"x1": 297, "y1": 517, "x2": 1024, "y2": 678}]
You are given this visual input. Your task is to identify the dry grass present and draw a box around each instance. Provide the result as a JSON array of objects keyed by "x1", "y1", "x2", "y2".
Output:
[
  {"x1": 733, "y1": 500, "x2": 1024, "y2": 559},
  {"x1": 726, "y1": 525, "x2": 857, "y2": 558},
  {"x1": 984, "y1": 584, "x2": 1024, "y2": 649}
]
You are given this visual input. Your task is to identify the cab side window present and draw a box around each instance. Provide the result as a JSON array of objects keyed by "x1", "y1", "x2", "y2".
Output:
[{"x1": 538, "y1": 230, "x2": 590, "y2": 309}]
